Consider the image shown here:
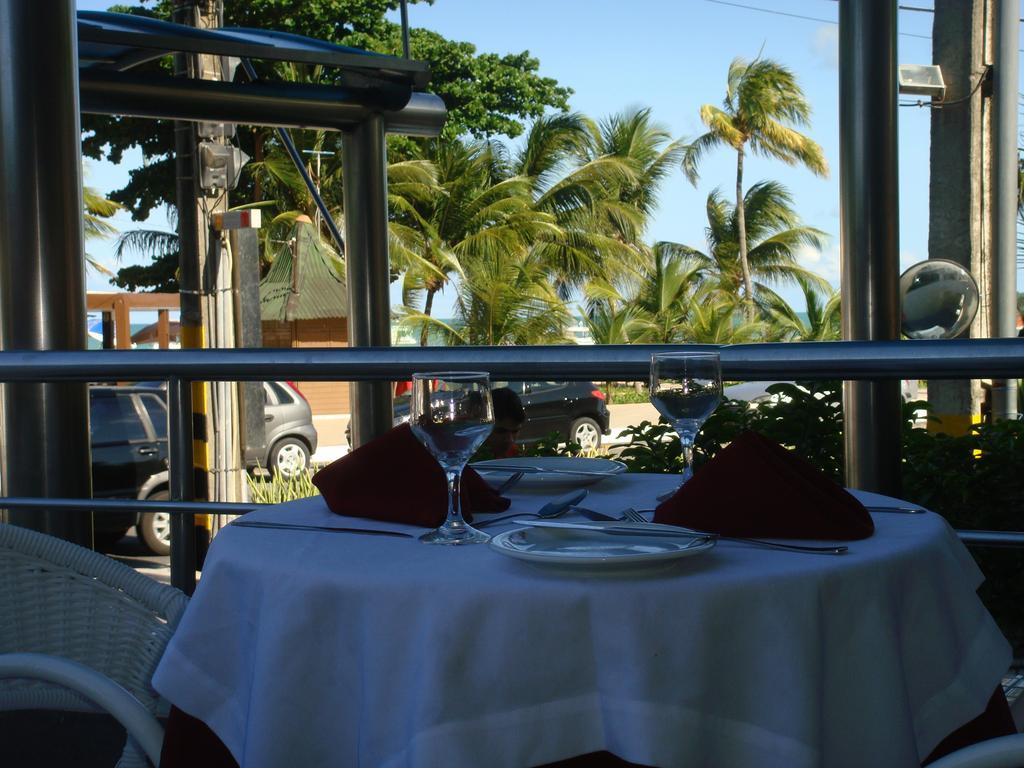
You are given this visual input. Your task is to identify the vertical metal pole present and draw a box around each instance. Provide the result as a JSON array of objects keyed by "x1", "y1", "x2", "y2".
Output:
[
  {"x1": 168, "y1": 377, "x2": 197, "y2": 595},
  {"x1": 838, "y1": 0, "x2": 903, "y2": 495},
  {"x1": 990, "y1": 0, "x2": 1019, "y2": 420},
  {"x1": 0, "y1": 0, "x2": 92, "y2": 545},
  {"x1": 342, "y1": 116, "x2": 394, "y2": 446},
  {"x1": 400, "y1": 0, "x2": 411, "y2": 58}
]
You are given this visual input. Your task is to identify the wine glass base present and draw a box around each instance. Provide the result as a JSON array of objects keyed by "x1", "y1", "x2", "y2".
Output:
[{"x1": 419, "y1": 521, "x2": 491, "y2": 545}]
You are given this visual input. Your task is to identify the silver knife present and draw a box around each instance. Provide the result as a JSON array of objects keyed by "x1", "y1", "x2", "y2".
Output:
[
  {"x1": 510, "y1": 520, "x2": 848, "y2": 554},
  {"x1": 230, "y1": 520, "x2": 414, "y2": 538},
  {"x1": 471, "y1": 462, "x2": 614, "y2": 477}
]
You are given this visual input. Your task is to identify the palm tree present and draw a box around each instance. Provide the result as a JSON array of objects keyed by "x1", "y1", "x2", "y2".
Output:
[
  {"x1": 525, "y1": 108, "x2": 686, "y2": 297},
  {"x1": 678, "y1": 287, "x2": 767, "y2": 344},
  {"x1": 578, "y1": 284, "x2": 645, "y2": 400},
  {"x1": 765, "y1": 275, "x2": 841, "y2": 341},
  {"x1": 682, "y1": 57, "x2": 827, "y2": 316},
  {"x1": 420, "y1": 250, "x2": 570, "y2": 346},
  {"x1": 627, "y1": 242, "x2": 707, "y2": 344},
  {"x1": 665, "y1": 181, "x2": 831, "y2": 315},
  {"x1": 397, "y1": 137, "x2": 559, "y2": 344},
  {"x1": 83, "y1": 186, "x2": 122, "y2": 276}
]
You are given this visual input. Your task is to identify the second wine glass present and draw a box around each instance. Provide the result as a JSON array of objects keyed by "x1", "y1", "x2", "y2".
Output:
[
  {"x1": 650, "y1": 351, "x2": 722, "y2": 484},
  {"x1": 410, "y1": 372, "x2": 494, "y2": 545}
]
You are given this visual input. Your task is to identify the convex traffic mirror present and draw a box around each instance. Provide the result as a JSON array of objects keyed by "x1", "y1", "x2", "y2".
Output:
[{"x1": 899, "y1": 259, "x2": 979, "y2": 339}]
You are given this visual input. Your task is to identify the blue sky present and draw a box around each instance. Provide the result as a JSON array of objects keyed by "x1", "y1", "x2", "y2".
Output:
[{"x1": 77, "y1": 0, "x2": 1021, "y2": 315}]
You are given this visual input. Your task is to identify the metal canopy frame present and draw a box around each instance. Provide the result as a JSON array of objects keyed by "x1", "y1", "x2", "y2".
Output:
[
  {"x1": 0, "y1": 5, "x2": 446, "y2": 554},
  {"x1": 77, "y1": 10, "x2": 430, "y2": 88}
]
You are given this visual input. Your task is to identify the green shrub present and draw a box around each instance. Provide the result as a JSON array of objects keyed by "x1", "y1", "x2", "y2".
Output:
[{"x1": 247, "y1": 468, "x2": 321, "y2": 504}]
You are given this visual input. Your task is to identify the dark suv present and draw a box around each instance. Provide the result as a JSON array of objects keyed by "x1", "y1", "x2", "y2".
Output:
[
  {"x1": 89, "y1": 385, "x2": 171, "y2": 555},
  {"x1": 496, "y1": 380, "x2": 611, "y2": 450},
  {"x1": 388, "y1": 380, "x2": 611, "y2": 450}
]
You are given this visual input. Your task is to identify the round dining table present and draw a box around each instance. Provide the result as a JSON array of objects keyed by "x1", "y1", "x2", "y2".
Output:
[{"x1": 153, "y1": 472, "x2": 1013, "y2": 768}]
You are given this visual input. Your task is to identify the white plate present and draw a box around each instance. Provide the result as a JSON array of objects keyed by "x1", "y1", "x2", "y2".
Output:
[
  {"x1": 489, "y1": 521, "x2": 716, "y2": 572},
  {"x1": 473, "y1": 457, "x2": 627, "y2": 489}
]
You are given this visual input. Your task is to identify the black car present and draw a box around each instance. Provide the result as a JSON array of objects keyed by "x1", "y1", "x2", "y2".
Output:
[
  {"x1": 496, "y1": 380, "x2": 611, "y2": 450},
  {"x1": 353, "y1": 380, "x2": 612, "y2": 451},
  {"x1": 89, "y1": 385, "x2": 171, "y2": 554}
]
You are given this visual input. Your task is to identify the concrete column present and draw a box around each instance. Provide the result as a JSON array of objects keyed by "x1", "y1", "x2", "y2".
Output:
[
  {"x1": 0, "y1": 1, "x2": 92, "y2": 544},
  {"x1": 927, "y1": 0, "x2": 989, "y2": 434}
]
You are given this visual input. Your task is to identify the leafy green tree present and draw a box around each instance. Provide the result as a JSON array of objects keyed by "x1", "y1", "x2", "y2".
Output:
[
  {"x1": 83, "y1": 0, "x2": 570, "y2": 219},
  {"x1": 682, "y1": 57, "x2": 827, "y2": 316},
  {"x1": 110, "y1": 209, "x2": 180, "y2": 292}
]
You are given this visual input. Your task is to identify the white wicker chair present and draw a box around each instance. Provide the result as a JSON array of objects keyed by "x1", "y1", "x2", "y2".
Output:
[
  {"x1": 0, "y1": 522, "x2": 189, "y2": 767},
  {"x1": 925, "y1": 734, "x2": 1024, "y2": 768}
]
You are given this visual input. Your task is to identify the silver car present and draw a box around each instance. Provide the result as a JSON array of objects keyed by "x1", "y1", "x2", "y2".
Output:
[
  {"x1": 253, "y1": 381, "x2": 318, "y2": 477},
  {"x1": 139, "y1": 380, "x2": 318, "y2": 479}
]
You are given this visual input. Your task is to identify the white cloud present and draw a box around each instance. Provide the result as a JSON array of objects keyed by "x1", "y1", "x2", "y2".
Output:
[
  {"x1": 811, "y1": 25, "x2": 839, "y2": 71},
  {"x1": 797, "y1": 243, "x2": 841, "y2": 287}
]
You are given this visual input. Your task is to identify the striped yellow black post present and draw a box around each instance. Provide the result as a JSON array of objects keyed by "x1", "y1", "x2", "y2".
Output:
[{"x1": 180, "y1": 323, "x2": 211, "y2": 554}]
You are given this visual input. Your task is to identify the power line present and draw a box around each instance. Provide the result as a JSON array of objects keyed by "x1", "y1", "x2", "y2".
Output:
[{"x1": 705, "y1": 0, "x2": 932, "y2": 40}]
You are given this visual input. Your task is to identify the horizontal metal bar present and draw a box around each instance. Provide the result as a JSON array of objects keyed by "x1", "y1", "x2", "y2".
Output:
[
  {"x1": 0, "y1": 497, "x2": 261, "y2": 515},
  {"x1": 0, "y1": 340, "x2": 1022, "y2": 383},
  {"x1": 80, "y1": 70, "x2": 446, "y2": 136},
  {"x1": 3, "y1": 496, "x2": 1022, "y2": 549},
  {"x1": 957, "y1": 531, "x2": 1024, "y2": 548},
  {"x1": 78, "y1": 13, "x2": 432, "y2": 86}
]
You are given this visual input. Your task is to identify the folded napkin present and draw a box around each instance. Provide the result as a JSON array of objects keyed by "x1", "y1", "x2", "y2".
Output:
[
  {"x1": 654, "y1": 430, "x2": 874, "y2": 540},
  {"x1": 312, "y1": 424, "x2": 511, "y2": 527}
]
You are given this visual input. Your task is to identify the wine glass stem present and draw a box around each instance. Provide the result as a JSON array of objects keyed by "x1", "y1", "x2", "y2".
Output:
[
  {"x1": 680, "y1": 434, "x2": 695, "y2": 480},
  {"x1": 446, "y1": 467, "x2": 466, "y2": 526}
]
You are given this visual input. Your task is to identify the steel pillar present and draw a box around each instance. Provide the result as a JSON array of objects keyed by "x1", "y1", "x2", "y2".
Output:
[
  {"x1": 342, "y1": 116, "x2": 395, "y2": 446},
  {"x1": 838, "y1": 0, "x2": 903, "y2": 495},
  {"x1": 0, "y1": 1, "x2": 92, "y2": 544},
  {"x1": 990, "y1": 0, "x2": 1019, "y2": 419}
]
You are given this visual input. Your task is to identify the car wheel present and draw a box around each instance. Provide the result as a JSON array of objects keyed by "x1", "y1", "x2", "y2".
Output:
[
  {"x1": 138, "y1": 490, "x2": 172, "y2": 556},
  {"x1": 569, "y1": 417, "x2": 602, "y2": 450},
  {"x1": 269, "y1": 437, "x2": 310, "y2": 479}
]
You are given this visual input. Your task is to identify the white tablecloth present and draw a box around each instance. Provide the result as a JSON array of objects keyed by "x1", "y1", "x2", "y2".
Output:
[{"x1": 153, "y1": 473, "x2": 1012, "y2": 768}]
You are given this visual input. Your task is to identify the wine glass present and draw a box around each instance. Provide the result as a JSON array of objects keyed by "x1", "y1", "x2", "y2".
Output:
[
  {"x1": 650, "y1": 351, "x2": 722, "y2": 485},
  {"x1": 410, "y1": 372, "x2": 494, "y2": 545}
]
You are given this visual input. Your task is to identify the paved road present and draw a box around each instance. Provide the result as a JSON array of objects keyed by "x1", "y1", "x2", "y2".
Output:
[{"x1": 105, "y1": 528, "x2": 171, "y2": 584}]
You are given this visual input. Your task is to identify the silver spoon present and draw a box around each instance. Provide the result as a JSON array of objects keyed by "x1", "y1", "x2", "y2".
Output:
[{"x1": 476, "y1": 488, "x2": 588, "y2": 528}]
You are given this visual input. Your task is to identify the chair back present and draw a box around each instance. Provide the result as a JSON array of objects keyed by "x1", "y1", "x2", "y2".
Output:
[{"x1": 0, "y1": 523, "x2": 189, "y2": 765}]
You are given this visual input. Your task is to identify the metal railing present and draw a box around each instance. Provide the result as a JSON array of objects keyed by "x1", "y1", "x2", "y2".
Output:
[{"x1": 1, "y1": 339, "x2": 1023, "y2": 593}]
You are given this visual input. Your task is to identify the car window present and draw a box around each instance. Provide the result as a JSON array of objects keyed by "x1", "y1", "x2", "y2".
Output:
[
  {"x1": 139, "y1": 393, "x2": 168, "y2": 439},
  {"x1": 90, "y1": 393, "x2": 147, "y2": 443},
  {"x1": 267, "y1": 381, "x2": 293, "y2": 404}
]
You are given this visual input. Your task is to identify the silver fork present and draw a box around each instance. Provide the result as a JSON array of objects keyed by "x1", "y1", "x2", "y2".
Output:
[{"x1": 616, "y1": 507, "x2": 848, "y2": 555}]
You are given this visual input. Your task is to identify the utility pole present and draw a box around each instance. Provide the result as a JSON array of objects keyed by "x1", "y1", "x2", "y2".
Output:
[
  {"x1": 172, "y1": 0, "x2": 244, "y2": 574},
  {"x1": 928, "y1": 0, "x2": 1017, "y2": 431}
]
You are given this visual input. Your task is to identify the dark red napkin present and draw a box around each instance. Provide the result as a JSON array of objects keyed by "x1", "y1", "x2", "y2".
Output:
[
  {"x1": 653, "y1": 431, "x2": 874, "y2": 540},
  {"x1": 311, "y1": 423, "x2": 510, "y2": 527}
]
